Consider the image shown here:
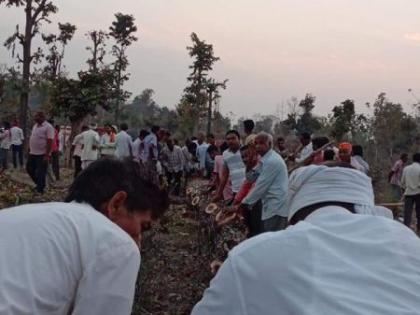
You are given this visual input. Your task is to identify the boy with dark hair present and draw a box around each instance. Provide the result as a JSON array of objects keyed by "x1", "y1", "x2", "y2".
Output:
[{"x1": 0, "y1": 159, "x2": 168, "y2": 314}]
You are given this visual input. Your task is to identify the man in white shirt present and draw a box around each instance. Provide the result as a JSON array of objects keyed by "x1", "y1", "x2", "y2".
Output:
[
  {"x1": 401, "y1": 153, "x2": 420, "y2": 233},
  {"x1": 143, "y1": 126, "x2": 160, "y2": 185},
  {"x1": 81, "y1": 124, "x2": 100, "y2": 169},
  {"x1": 165, "y1": 138, "x2": 185, "y2": 196},
  {"x1": 132, "y1": 130, "x2": 149, "y2": 163},
  {"x1": 10, "y1": 121, "x2": 24, "y2": 169},
  {"x1": 115, "y1": 123, "x2": 133, "y2": 159},
  {"x1": 196, "y1": 133, "x2": 209, "y2": 177},
  {"x1": 295, "y1": 132, "x2": 313, "y2": 164},
  {"x1": 100, "y1": 124, "x2": 116, "y2": 158},
  {"x1": 27, "y1": 111, "x2": 55, "y2": 194},
  {"x1": 0, "y1": 159, "x2": 169, "y2": 315},
  {"x1": 192, "y1": 164, "x2": 420, "y2": 315},
  {"x1": 71, "y1": 125, "x2": 88, "y2": 178},
  {"x1": 0, "y1": 121, "x2": 11, "y2": 172}
]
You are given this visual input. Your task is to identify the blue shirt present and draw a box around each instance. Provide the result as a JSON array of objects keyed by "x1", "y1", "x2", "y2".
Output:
[{"x1": 242, "y1": 149, "x2": 288, "y2": 219}]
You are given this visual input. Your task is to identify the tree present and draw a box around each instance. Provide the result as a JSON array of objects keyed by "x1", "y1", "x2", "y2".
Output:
[
  {"x1": 1, "y1": 0, "x2": 58, "y2": 138},
  {"x1": 109, "y1": 13, "x2": 138, "y2": 124},
  {"x1": 330, "y1": 99, "x2": 368, "y2": 141},
  {"x1": 42, "y1": 22, "x2": 76, "y2": 80},
  {"x1": 182, "y1": 32, "x2": 222, "y2": 133},
  {"x1": 86, "y1": 30, "x2": 108, "y2": 72},
  {"x1": 205, "y1": 78, "x2": 227, "y2": 134},
  {"x1": 296, "y1": 93, "x2": 321, "y2": 133},
  {"x1": 50, "y1": 69, "x2": 115, "y2": 143}
]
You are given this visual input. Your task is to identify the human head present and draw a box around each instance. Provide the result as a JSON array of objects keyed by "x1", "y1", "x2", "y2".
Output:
[
  {"x1": 2, "y1": 121, "x2": 11, "y2": 130},
  {"x1": 413, "y1": 153, "x2": 420, "y2": 164},
  {"x1": 338, "y1": 142, "x2": 352, "y2": 163},
  {"x1": 277, "y1": 137, "x2": 285, "y2": 151},
  {"x1": 220, "y1": 141, "x2": 229, "y2": 153},
  {"x1": 300, "y1": 132, "x2": 311, "y2": 146},
  {"x1": 139, "y1": 129, "x2": 149, "y2": 140},
  {"x1": 81, "y1": 125, "x2": 89, "y2": 132},
  {"x1": 34, "y1": 111, "x2": 46, "y2": 125},
  {"x1": 240, "y1": 144, "x2": 258, "y2": 169},
  {"x1": 207, "y1": 144, "x2": 219, "y2": 159},
  {"x1": 254, "y1": 132, "x2": 272, "y2": 156},
  {"x1": 312, "y1": 136, "x2": 329, "y2": 150},
  {"x1": 120, "y1": 123, "x2": 128, "y2": 131},
  {"x1": 89, "y1": 123, "x2": 97, "y2": 130},
  {"x1": 243, "y1": 119, "x2": 255, "y2": 135},
  {"x1": 207, "y1": 133, "x2": 215, "y2": 145},
  {"x1": 65, "y1": 159, "x2": 169, "y2": 245},
  {"x1": 167, "y1": 138, "x2": 174, "y2": 151},
  {"x1": 401, "y1": 153, "x2": 408, "y2": 163},
  {"x1": 55, "y1": 125, "x2": 60, "y2": 132},
  {"x1": 323, "y1": 149, "x2": 335, "y2": 161},
  {"x1": 352, "y1": 145, "x2": 364, "y2": 157},
  {"x1": 151, "y1": 125, "x2": 160, "y2": 135},
  {"x1": 287, "y1": 164, "x2": 391, "y2": 225},
  {"x1": 225, "y1": 130, "x2": 241, "y2": 151},
  {"x1": 198, "y1": 132, "x2": 206, "y2": 144},
  {"x1": 105, "y1": 124, "x2": 112, "y2": 134}
]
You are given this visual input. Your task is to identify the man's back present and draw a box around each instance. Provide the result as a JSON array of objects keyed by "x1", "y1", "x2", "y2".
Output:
[
  {"x1": 115, "y1": 131, "x2": 132, "y2": 158},
  {"x1": 10, "y1": 126, "x2": 23, "y2": 145},
  {"x1": 402, "y1": 162, "x2": 420, "y2": 196},
  {"x1": 81, "y1": 130, "x2": 99, "y2": 161},
  {"x1": 192, "y1": 208, "x2": 420, "y2": 314},
  {"x1": 0, "y1": 202, "x2": 140, "y2": 314}
]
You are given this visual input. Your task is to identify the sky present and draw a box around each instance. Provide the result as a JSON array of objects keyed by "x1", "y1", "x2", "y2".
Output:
[{"x1": 1, "y1": 0, "x2": 420, "y2": 120}]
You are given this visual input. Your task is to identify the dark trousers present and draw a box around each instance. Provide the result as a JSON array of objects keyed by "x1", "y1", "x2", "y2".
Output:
[
  {"x1": 167, "y1": 171, "x2": 182, "y2": 196},
  {"x1": 26, "y1": 154, "x2": 48, "y2": 193},
  {"x1": 73, "y1": 155, "x2": 82, "y2": 178},
  {"x1": 0, "y1": 148, "x2": 8, "y2": 169},
  {"x1": 404, "y1": 194, "x2": 420, "y2": 231},
  {"x1": 243, "y1": 201, "x2": 263, "y2": 238},
  {"x1": 51, "y1": 151, "x2": 60, "y2": 180},
  {"x1": 11, "y1": 144, "x2": 23, "y2": 168}
]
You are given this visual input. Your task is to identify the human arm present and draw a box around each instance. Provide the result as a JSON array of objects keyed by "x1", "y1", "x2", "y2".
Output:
[
  {"x1": 242, "y1": 160, "x2": 278, "y2": 206},
  {"x1": 213, "y1": 165, "x2": 229, "y2": 202},
  {"x1": 71, "y1": 243, "x2": 140, "y2": 315},
  {"x1": 191, "y1": 255, "x2": 244, "y2": 315}
]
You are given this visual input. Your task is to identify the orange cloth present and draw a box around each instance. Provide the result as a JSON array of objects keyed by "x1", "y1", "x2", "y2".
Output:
[{"x1": 339, "y1": 142, "x2": 352, "y2": 153}]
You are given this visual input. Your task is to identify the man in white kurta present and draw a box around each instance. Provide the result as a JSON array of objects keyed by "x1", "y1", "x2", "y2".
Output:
[
  {"x1": 81, "y1": 124, "x2": 100, "y2": 169},
  {"x1": 0, "y1": 158, "x2": 168, "y2": 314},
  {"x1": 192, "y1": 164, "x2": 420, "y2": 315},
  {"x1": 115, "y1": 123, "x2": 132, "y2": 159}
]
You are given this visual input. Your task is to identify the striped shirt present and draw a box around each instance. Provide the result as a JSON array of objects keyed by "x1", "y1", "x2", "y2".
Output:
[{"x1": 223, "y1": 149, "x2": 246, "y2": 193}]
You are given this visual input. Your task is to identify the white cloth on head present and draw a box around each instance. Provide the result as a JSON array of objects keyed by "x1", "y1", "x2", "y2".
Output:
[{"x1": 287, "y1": 164, "x2": 393, "y2": 221}]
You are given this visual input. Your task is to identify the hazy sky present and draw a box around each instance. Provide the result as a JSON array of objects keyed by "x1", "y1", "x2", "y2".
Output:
[{"x1": 1, "y1": 0, "x2": 420, "y2": 119}]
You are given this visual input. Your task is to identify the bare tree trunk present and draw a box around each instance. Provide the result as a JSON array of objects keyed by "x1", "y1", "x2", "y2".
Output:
[
  {"x1": 206, "y1": 91, "x2": 213, "y2": 135},
  {"x1": 20, "y1": 0, "x2": 33, "y2": 148}
]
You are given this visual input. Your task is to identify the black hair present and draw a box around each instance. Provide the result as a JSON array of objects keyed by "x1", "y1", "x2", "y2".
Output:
[
  {"x1": 243, "y1": 119, "x2": 255, "y2": 132},
  {"x1": 3, "y1": 121, "x2": 11, "y2": 130},
  {"x1": 323, "y1": 149, "x2": 335, "y2": 161},
  {"x1": 277, "y1": 137, "x2": 285, "y2": 142},
  {"x1": 207, "y1": 133, "x2": 215, "y2": 139},
  {"x1": 220, "y1": 141, "x2": 229, "y2": 153},
  {"x1": 151, "y1": 125, "x2": 160, "y2": 133},
  {"x1": 120, "y1": 123, "x2": 128, "y2": 131},
  {"x1": 301, "y1": 132, "x2": 311, "y2": 140},
  {"x1": 139, "y1": 129, "x2": 149, "y2": 138},
  {"x1": 65, "y1": 159, "x2": 169, "y2": 219},
  {"x1": 226, "y1": 129, "x2": 240, "y2": 139},
  {"x1": 81, "y1": 125, "x2": 89, "y2": 132},
  {"x1": 401, "y1": 153, "x2": 408, "y2": 159},
  {"x1": 240, "y1": 144, "x2": 249, "y2": 152},
  {"x1": 207, "y1": 144, "x2": 218, "y2": 155},
  {"x1": 191, "y1": 136, "x2": 198, "y2": 141},
  {"x1": 413, "y1": 153, "x2": 420, "y2": 163},
  {"x1": 352, "y1": 145, "x2": 364, "y2": 157}
]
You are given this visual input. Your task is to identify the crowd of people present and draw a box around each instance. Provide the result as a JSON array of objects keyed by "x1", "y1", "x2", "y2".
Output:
[{"x1": 2, "y1": 112, "x2": 420, "y2": 313}]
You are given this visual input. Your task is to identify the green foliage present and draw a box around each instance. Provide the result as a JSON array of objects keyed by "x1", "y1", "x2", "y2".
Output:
[
  {"x1": 50, "y1": 69, "x2": 115, "y2": 123},
  {"x1": 42, "y1": 22, "x2": 76, "y2": 80},
  {"x1": 108, "y1": 13, "x2": 138, "y2": 123}
]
